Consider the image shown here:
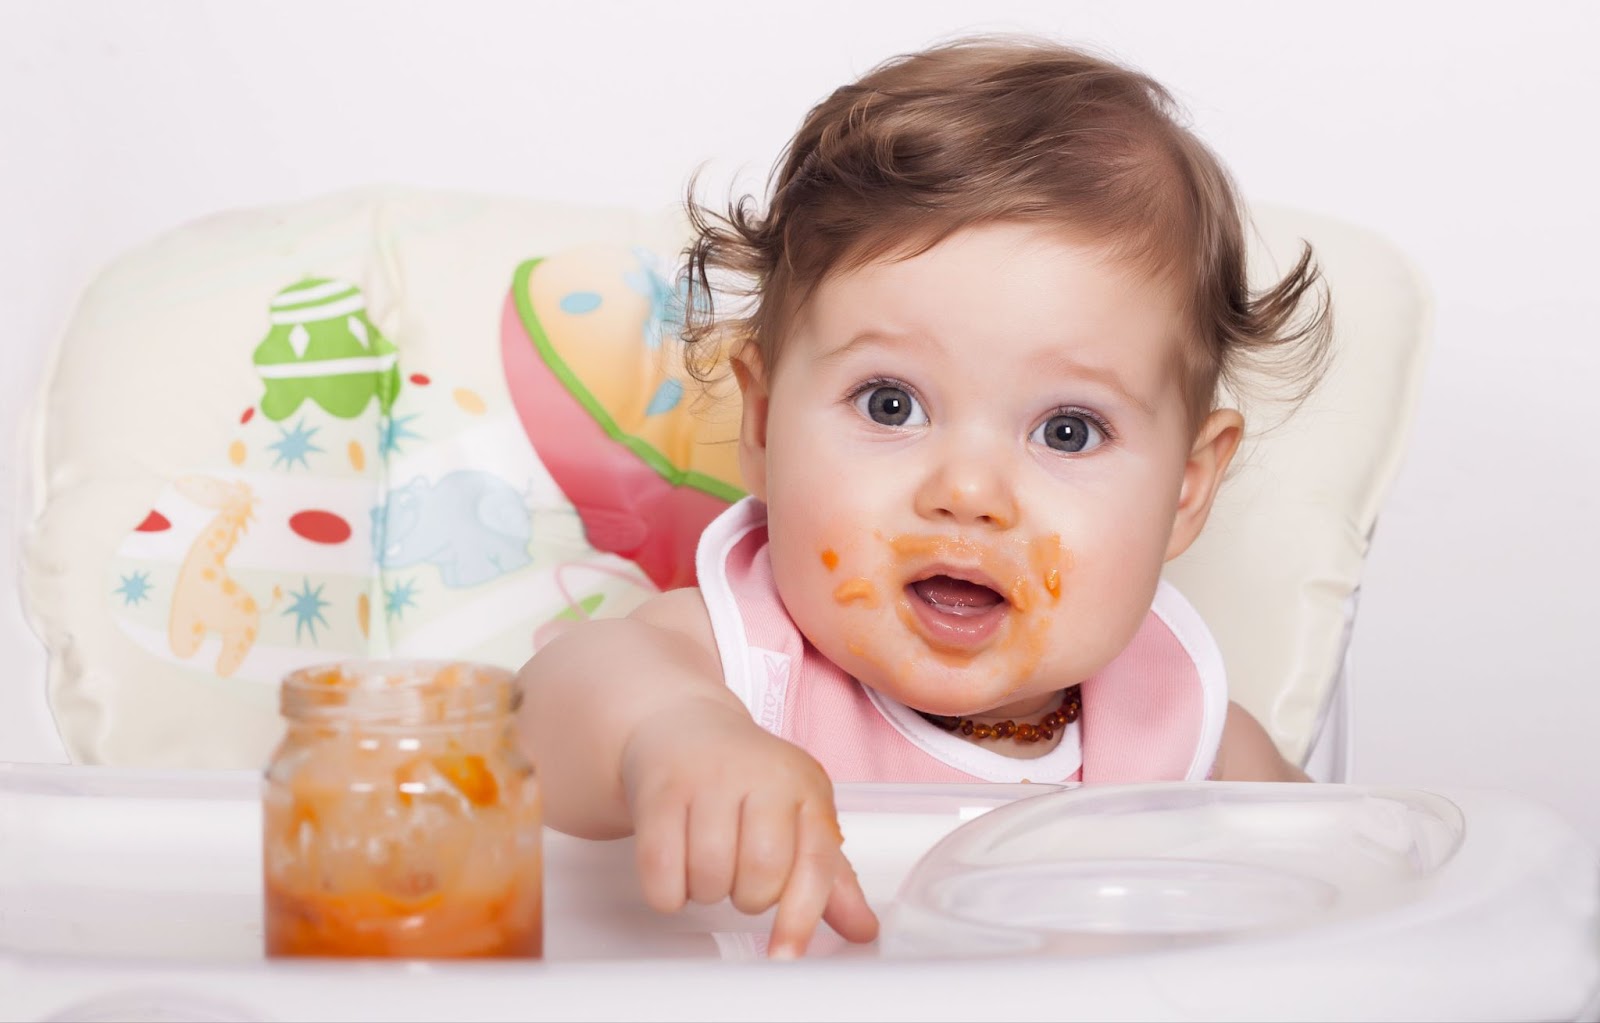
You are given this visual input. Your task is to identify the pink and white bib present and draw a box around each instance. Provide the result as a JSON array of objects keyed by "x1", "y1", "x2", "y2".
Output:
[{"x1": 695, "y1": 498, "x2": 1227, "y2": 784}]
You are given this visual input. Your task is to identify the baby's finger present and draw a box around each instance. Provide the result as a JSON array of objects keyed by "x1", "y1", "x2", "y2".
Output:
[
  {"x1": 730, "y1": 795, "x2": 798, "y2": 915},
  {"x1": 766, "y1": 808, "x2": 844, "y2": 959},
  {"x1": 820, "y1": 856, "x2": 880, "y2": 945},
  {"x1": 685, "y1": 792, "x2": 741, "y2": 904},
  {"x1": 633, "y1": 792, "x2": 688, "y2": 914}
]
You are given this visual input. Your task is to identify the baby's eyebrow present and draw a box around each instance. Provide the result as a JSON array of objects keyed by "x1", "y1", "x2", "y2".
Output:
[
  {"x1": 1030, "y1": 351, "x2": 1156, "y2": 416},
  {"x1": 818, "y1": 329, "x2": 935, "y2": 364}
]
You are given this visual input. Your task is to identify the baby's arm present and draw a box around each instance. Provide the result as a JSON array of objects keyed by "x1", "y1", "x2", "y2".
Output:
[
  {"x1": 1210, "y1": 701, "x2": 1311, "y2": 782},
  {"x1": 515, "y1": 587, "x2": 878, "y2": 956},
  {"x1": 516, "y1": 588, "x2": 735, "y2": 839}
]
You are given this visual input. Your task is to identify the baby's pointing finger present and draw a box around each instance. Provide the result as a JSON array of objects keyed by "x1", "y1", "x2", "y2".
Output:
[
  {"x1": 820, "y1": 856, "x2": 880, "y2": 946},
  {"x1": 766, "y1": 807, "x2": 844, "y2": 959}
]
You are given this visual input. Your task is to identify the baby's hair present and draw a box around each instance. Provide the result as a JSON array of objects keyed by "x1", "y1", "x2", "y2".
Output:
[{"x1": 681, "y1": 35, "x2": 1331, "y2": 426}]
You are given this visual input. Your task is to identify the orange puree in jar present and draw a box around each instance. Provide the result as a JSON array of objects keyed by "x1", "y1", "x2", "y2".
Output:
[{"x1": 262, "y1": 660, "x2": 542, "y2": 958}]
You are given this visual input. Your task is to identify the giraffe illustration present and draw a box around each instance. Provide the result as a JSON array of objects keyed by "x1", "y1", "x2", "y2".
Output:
[{"x1": 168, "y1": 475, "x2": 268, "y2": 677}]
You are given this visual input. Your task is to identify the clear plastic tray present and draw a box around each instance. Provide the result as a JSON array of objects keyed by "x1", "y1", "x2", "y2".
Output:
[{"x1": 884, "y1": 783, "x2": 1465, "y2": 957}]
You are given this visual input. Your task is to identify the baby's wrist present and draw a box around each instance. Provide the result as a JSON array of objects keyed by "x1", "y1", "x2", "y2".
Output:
[{"x1": 618, "y1": 695, "x2": 755, "y2": 785}]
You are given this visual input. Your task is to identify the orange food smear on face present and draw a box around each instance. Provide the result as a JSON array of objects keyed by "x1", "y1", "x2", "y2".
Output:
[
  {"x1": 1007, "y1": 577, "x2": 1031, "y2": 613},
  {"x1": 889, "y1": 534, "x2": 988, "y2": 560},
  {"x1": 820, "y1": 549, "x2": 840, "y2": 571},
  {"x1": 1030, "y1": 535, "x2": 1066, "y2": 604},
  {"x1": 829, "y1": 530, "x2": 1085, "y2": 713},
  {"x1": 873, "y1": 531, "x2": 1072, "y2": 696},
  {"x1": 1000, "y1": 613, "x2": 1052, "y2": 696},
  {"x1": 833, "y1": 578, "x2": 879, "y2": 608}
]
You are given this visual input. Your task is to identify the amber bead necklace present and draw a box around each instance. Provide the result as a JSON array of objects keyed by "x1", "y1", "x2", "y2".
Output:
[{"x1": 919, "y1": 685, "x2": 1082, "y2": 743}]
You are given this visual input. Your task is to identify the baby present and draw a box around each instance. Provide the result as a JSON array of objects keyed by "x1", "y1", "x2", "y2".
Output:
[{"x1": 519, "y1": 36, "x2": 1330, "y2": 957}]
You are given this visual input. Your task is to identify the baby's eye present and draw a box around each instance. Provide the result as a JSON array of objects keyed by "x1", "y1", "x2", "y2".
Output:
[
  {"x1": 854, "y1": 384, "x2": 928, "y2": 428},
  {"x1": 1031, "y1": 412, "x2": 1106, "y2": 454}
]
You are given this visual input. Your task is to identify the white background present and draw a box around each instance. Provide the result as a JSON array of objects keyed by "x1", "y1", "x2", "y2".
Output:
[{"x1": 1, "y1": 0, "x2": 1596, "y2": 842}]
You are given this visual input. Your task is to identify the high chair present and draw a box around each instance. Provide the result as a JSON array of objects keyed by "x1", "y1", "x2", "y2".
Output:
[{"x1": 3, "y1": 187, "x2": 1594, "y2": 1021}]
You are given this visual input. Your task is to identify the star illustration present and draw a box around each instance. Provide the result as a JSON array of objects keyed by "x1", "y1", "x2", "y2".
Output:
[
  {"x1": 282, "y1": 579, "x2": 330, "y2": 643},
  {"x1": 384, "y1": 577, "x2": 420, "y2": 620},
  {"x1": 269, "y1": 419, "x2": 324, "y2": 470},
  {"x1": 114, "y1": 570, "x2": 153, "y2": 606},
  {"x1": 378, "y1": 413, "x2": 423, "y2": 457}
]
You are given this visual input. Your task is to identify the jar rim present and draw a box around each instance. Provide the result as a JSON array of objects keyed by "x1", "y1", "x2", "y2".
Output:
[{"x1": 280, "y1": 659, "x2": 518, "y2": 726}]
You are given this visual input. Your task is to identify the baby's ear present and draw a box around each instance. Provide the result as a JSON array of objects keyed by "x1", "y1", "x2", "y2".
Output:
[
  {"x1": 731, "y1": 346, "x2": 770, "y2": 501},
  {"x1": 1164, "y1": 408, "x2": 1244, "y2": 562}
]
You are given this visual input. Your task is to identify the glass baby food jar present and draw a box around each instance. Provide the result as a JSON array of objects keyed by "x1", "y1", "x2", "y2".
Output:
[{"x1": 263, "y1": 660, "x2": 542, "y2": 958}]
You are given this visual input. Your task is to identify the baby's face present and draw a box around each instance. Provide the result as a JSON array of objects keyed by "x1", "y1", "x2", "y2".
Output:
[{"x1": 747, "y1": 222, "x2": 1209, "y2": 719}]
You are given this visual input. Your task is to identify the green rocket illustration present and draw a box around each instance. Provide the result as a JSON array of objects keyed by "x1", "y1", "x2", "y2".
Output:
[{"x1": 253, "y1": 278, "x2": 401, "y2": 421}]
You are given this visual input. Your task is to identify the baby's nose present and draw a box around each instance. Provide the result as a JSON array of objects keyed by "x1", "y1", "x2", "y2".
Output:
[{"x1": 914, "y1": 448, "x2": 1019, "y2": 529}]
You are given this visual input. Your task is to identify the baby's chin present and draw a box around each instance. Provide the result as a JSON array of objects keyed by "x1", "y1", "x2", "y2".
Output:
[{"x1": 827, "y1": 641, "x2": 1031, "y2": 718}]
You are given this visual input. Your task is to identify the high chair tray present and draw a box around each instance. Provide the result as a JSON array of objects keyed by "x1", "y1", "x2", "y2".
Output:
[{"x1": 2, "y1": 762, "x2": 1596, "y2": 1022}]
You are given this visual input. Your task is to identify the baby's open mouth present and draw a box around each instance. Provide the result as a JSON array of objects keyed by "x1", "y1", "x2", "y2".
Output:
[
  {"x1": 902, "y1": 571, "x2": 1010, "y2": 652},
  {"x1": 908, "y1": 575, "x2": 1007, "y2": 616}
]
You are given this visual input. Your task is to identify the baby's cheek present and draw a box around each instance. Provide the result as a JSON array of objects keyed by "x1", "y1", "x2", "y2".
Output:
[
  {"x1": 1054, "y1": 562, "x2": 1157, "y2": 672},
  {"x1": 772, "y1": 545, "x2": 860, "y2": 645},
  {"x1": 778, "y1": 525, "x2": 873, "y2": 612}
]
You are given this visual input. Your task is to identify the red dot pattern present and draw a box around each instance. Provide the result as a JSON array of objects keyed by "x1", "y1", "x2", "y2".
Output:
[{"x1": 288, "y1": 510, "x2": 352, "y2": 545}]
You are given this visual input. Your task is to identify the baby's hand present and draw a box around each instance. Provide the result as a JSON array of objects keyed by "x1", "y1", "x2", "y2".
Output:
[{"x1": 620, "y1": 702, "x2": 879, "y2": 958}]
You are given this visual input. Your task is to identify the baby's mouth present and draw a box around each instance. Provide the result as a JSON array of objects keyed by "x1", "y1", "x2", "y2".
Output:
[
  {"x1": 908, "y1": 575, "x2": 1007, "y2": 616},
  {"x1": 902, "y1": 570, "x2": 1010, "y2": 652}
]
